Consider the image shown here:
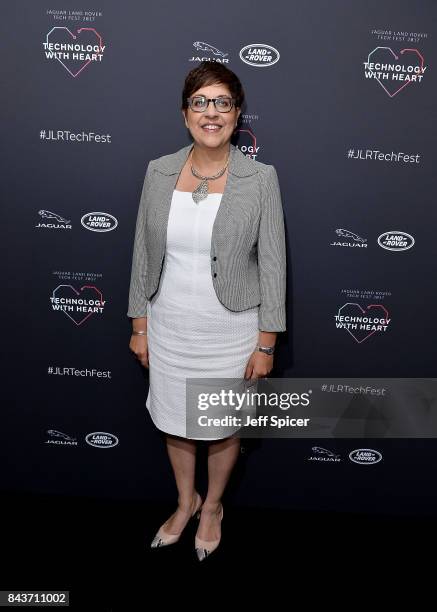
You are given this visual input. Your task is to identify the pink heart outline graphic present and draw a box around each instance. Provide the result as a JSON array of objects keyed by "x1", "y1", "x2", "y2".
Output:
[
  {"x1": 337, "y1": 303, "x2": 390, "y2": 344},
  {"x1": 366, "y1": 46, "x2": 425, "y2": 98},
  {"x1": 52, "y1": 284, "x2": 105, "y2": 326},
  {"x1": 45, "y1": 27, "x2": 104, "y2": 78}
]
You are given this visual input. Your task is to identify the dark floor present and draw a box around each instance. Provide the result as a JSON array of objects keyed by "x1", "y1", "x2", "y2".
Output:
[{"x1": 1, "y1": 490, "x2": 433, "y2": 609}]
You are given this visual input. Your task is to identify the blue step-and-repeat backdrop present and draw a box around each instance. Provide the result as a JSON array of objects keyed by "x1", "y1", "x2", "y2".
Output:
[{"x1": 2, "y1": 0, "x2": 436, "y2": 515}]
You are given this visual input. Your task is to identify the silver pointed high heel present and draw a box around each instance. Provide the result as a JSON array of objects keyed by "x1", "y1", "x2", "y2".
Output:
[
  {"x1": 151, "y1": 491, "x2": 203, "y2": 548},
  {"x1": 195, "y1": 503, "x2": 224, "y2": 561}
]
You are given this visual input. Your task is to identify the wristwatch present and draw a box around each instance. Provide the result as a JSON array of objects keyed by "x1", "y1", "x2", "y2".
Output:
[{"x1": 257, "y1": 344, "x2": 275, "y2": 356}]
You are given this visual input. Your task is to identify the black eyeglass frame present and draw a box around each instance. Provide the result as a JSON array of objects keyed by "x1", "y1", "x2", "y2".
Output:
[{"x1": 186, "y1": 95, "x2": 237, "y2": 113}]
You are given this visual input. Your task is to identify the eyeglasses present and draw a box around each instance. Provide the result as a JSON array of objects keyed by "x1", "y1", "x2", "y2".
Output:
[{"x1": 187, "y1": 95, "x2": 236, "y2": 113}]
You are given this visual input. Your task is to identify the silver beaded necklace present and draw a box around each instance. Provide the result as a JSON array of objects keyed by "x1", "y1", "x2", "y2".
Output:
[{"x1": 190, "y1": 150, "x2": 230, "y2": 204}]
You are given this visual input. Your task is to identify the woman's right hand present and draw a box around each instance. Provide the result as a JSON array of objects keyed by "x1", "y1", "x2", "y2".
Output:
[{"x1": 129, "y1": 334, "x2": 149, "y2": 368}]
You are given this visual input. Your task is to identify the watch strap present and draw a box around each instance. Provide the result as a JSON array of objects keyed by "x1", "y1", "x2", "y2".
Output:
[{"x1": 257, "y1": 344, "x2": 275, "y2": 355}]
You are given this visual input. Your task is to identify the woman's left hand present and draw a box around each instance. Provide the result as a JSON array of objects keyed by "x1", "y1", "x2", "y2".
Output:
[{"x1": 244, "y1": 351, "x2": 273, "y2": 380}]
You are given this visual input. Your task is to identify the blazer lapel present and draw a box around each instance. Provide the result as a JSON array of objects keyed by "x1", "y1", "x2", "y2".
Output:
[{"x1": 152, "y1": 142, "x2": 258, "y2": 260}]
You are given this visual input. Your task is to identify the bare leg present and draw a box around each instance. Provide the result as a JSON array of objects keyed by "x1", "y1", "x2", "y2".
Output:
[
  {"x1": 196, "y1": 436, "x2": 240, "y2": 541},
  {"x1": 160, "y1": 434, "x2": 200, "y2": 535}
]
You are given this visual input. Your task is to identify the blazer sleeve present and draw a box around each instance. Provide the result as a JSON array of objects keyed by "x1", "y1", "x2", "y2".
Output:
[
  {"x1": 127, "y1": 161, "x2": 153, "y2": 318},
  {"x1": 257, "y1": 164, "x2": 287, "y2": 332}
]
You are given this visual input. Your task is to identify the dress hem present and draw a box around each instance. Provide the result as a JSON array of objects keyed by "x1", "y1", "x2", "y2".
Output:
[{"x1": 146, "y1": 401, "x2": 240, "y2": 441}]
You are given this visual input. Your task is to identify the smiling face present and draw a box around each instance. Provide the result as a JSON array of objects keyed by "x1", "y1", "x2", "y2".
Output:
[{"x1": 182, "y1": 83, "x2": 241, "y2": 150}]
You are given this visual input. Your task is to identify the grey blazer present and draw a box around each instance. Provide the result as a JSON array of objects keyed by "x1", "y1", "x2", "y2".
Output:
[{"x1": 127, "y1": 142, "x2": 286, "y2": 332}]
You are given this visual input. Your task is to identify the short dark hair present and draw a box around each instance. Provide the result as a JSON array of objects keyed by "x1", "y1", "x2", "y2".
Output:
[{"x1": 181, "y1": 61, "x2": 245, "y2": 112}]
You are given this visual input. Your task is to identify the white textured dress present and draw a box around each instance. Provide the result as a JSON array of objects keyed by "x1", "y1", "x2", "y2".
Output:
[{"x1": 145, "y1": 189, "x2": 259, "y2": 439}]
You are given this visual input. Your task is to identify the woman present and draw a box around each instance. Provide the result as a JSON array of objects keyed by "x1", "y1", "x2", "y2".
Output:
[{"x1": 127, "y1": 61, "x2": 286, "y2": 561}]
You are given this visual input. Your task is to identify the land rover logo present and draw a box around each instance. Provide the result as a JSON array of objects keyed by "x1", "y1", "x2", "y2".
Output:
[
  {"x1": 349, "y1": 449, "x2": 382, "y2": 465},
  {"x1": 85, "y1": 432, "x2": 119, "y2": 448},
  {"x1": 239, "y1": 44, "x2": 280, "y2": 67},
  {"x1": 81, "y1": 212, "x2": 118, "y2": 232},
  {"x1": 377, "y1": 231, "x2": 414, "y2": 251}
]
